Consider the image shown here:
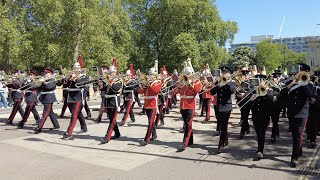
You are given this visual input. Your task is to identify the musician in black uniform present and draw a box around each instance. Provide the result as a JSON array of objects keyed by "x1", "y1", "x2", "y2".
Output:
[
  {"x1": 17, "y1": 71, "x2": 41, "y2": 128},
  {"x1": 132, "y1": 86, "x2": 142, "y2": 108},
  {"x1": 306, "y1": 73, "x2": 320, "y2": 148},
  {"x1": 83, "y1": 81, "x2": 91, "y2": 119},
  {"x1": 269, "y1": 70, "x2": 283, "y2": 143},
  {"x1": 166, "y1": 78, "x2": 174, "y2": 114},
  {"x1": 250, "y1": 85, "x2": 273, "y2": 159},
  {"x1": 6, "y1": 70, "x2": 25, "y2": 125},
  {"x1": 155, "y1": 69, "x2": 170, "y2": 127},
  {"x1": 95, "y1": 66, "x2": 108, "y2": 123},
  {"x1": 119, "y1": 70, "x2": 138, "y2": 126},
  {"x1": 62, "y1": 68, "x2": 88, "y2": 139},
  {"x1": 210, "y1": 66, "x2": 236, "y2": 153},
  {"x1": 281, "y1": 68, "x2": 314, "y2": 167},
  {"x1": 34, "y1": 68, "x2": 60, "y2": 134},
  {"x1": 57, "y1": 77, "x2": 69, "y2": 118},
  {"x1": 101, "y1": 65, "x2": 123, "y2": 144},
  {"x1": 236, "y1": 67, "x2": 251, "y2": 139}
]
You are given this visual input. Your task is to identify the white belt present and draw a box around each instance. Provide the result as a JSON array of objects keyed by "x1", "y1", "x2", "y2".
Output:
[
  {"x1": 123, "y1": 90, "x2": 133, "y2": 93},
  {"x1": 105, "y1": 94, "x2": 119, "y2": 98},
  {"x1": 144, "y1": 95, "x2": 157, "y2": 99},
  {"x1": 25, "y1": 90, "x2": 36, "y2": 93},
  {"x1": 65, "y1": 88, "x2": 82, "y2": 91},
  {"x1": 144, "y1": 95, "x2": 159, "y2": 114},
  {"x1": 10, "y1": 89, "x2": 21, "y2": 92},
  {"x1": 105, "y1": 94, "x2": 120, "y2": 111},
  {"x1": 180, "y1": 95, "x2": 195, "y2": 99},
  {"x1": 40, "y1": 91, "x2": 55, "y2": 94}
]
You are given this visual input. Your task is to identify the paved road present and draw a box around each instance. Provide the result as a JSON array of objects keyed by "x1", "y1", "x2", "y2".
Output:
[{"x1": 0, "y1": 99, "x2": 319, "y2": 180}]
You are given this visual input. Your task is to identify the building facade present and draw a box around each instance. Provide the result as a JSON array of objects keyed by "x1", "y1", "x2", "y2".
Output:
[
  {"x1": 229, "y1": 36, "x2": 320, "y2": 54},
  {"x1": 306, "y1": 38, "x2": 320, "y2": 70}
]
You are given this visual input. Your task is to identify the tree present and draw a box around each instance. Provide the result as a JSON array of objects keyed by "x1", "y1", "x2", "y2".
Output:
[
  {"x1": 255, "y1": 40, "x2": 283, "y2": 71},
  {"x1": 227, "y1": 46, "x2": 255, "y2": 71},
  {"x1": 125, "y1": 0, "x2": 238, "y2": 72},
  {"x1": 255, "y1": 40, "x2": 307, "y2": 71},
  {"x1": 0, "y1": 0, "x2": 133, "y2": 72}
]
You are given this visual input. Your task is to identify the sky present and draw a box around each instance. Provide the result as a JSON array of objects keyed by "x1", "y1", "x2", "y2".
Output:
[{"x1": 215, "y1": 0, "x2": 320, "y2": 44}]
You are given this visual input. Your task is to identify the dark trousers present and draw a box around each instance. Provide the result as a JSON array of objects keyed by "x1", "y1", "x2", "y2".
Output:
[
  {"x1": 38, "y1": 103, "x2": 60, "y2": 129},
  {"x1": 172, "y1": 94, "x2": 177, "y2": 105},
  {"x1": 289, "y1": 117, "x2": 307, "y2": 160},
  {"x1": 60, "y1": 97, "x2": 68, "y2": 116},
  {"x1": 21, "y1": 102, "x2": 40, "y2": 124},
  {"x1": 216, "y1": 111, "x2": 231, "y2": 147},
  {"x1": 105, "y1": 108, "x2": 120, "y2": 141},
  {"x1": 144, "y1": 108, "x2": 157, "y2": 143},
  {"x1": 83, "y1": 98, "x2": 91, "y2": 116},
  {"x1": 253, "y1": 116, "x2": 270, "y2": 153},
  {"x1": 133, "y1": 91, "x2": 142, "y2": 108},
  {"x1": 181, "y1": 109, "x2": 195, "y2": 147},
  {"x1": 155, "y1": 104, "x2": 165, "y2": 126},
  {"x1": 66, "y1": 102, "x2": 87, "y2": 135},
  {"x1": 306, "y1": 111, "x2": 320, "y2": 143},
  {"x1": 202, "y1": 98, "x2": 211, "y2": 121},
  {"x1": 8, "y1": 99, "x2": 24, "y2": 121},
  {"x1": 213, "y1": 105, "x2": 219, "y2": 131},
  {"x1": 97, "y1": 97, "x2": 106, "y2": 119},
  {"x1": 121, "y1": 99, "x2": 135, "y2": 123},
  {"x1": 240, "y1": 105, "x2": 251, "y2": 135},
  {"x1": 271, "y1": 112, "x2": 280, "y2": 138}
]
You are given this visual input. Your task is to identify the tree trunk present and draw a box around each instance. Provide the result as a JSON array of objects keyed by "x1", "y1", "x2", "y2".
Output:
[
  {"x1": 73, "y1": 23, "x2": 84, "y2": 63},
  {"x1": 1, "y1": 36, "x2": 10, "y2": 73}
]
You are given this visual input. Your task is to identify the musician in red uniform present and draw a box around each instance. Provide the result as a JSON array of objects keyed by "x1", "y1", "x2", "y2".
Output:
[
  {"x1": 200, "y1": 67, "x2": 213, "y2": 123},
  {"x1": 138, "y1": 67, "x2": 162, "y2": 145},
  {"x1": 176, "y1": 66, "x2": 202, "y2": 152}
]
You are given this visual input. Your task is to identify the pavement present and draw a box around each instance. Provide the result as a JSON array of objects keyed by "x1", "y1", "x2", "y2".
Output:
[{"x1": 0, "y1": 97, "x2": 319, "y2": 180}]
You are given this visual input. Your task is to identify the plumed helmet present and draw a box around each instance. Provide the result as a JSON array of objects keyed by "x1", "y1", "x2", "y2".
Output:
[
  {"x1": 148, "y1": 67, "x2": 157, "y2": 76},
  {"x1": 73, "y1": 62, "x2": 81, "y2": 71},
  {"x1": 125, "y1": 69, "x2": 131, "y2": 76},
  {"x1": 184, "y1": 67, "x2": 194, "y2": 75},
  {"x1": 109, "y1": 65, "x2": 117, "y2": 73}
]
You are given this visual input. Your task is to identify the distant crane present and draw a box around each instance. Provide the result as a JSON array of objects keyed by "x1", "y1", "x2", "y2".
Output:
[
  {"x1": 278, "y1": 16, "x2": 286, "y2": 40},
  {"x1": 278, "y1": 16, "x2": 286, "y2": 68}
]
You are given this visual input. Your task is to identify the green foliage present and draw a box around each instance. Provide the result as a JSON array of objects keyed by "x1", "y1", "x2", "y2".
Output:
[
  {"x1": 0, "y1": 0, "x2": 237, "y2": 74},
  {"x1": 255, "y1": 40, "x2": 282, "y2": 71},
  {"x1": 125, "y1": 0, "x2": 238, "y2": 72},
  {"x1": 227, "y1": 46, "x2": 255, "y2": 71},
  {"x1": 255, "y1": 40, "x2": 307, "y2": 71}
]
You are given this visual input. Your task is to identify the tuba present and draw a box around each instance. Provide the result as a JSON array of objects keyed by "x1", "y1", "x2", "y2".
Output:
[
  {"x1": 296, "y1": 71, "x2": 310, "y2": 83},
  {"x1": 257, "y1": 84, "x2": 267, "y2": 96}
]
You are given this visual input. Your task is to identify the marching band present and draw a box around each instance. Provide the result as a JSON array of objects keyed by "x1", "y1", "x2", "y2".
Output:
[{"x1": 1, "y1": 57, "x2": 320, "y2": 168}]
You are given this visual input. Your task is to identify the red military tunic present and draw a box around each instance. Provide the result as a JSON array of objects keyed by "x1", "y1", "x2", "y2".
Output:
[
  {"x1": 138, "y1": 80, "x2": 162, "y2": 109},
  {"x1": 176, "y1": 80, "x2": 202, "y2": 109}
]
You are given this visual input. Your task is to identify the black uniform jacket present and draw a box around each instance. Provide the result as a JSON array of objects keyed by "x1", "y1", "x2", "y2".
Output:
[
  {"x1": 7, "y1": 79, "x2": 24, "y2": 101},
  {"x1": 281, "y1": 83, "x2": 314, "y2": 117},
  {"x1": 123, "y1": 79, "x2": 139, "y2": 101},
  {"x1": 210, "y1": 83, "x2": 232, "y2": 106},
  {"x1": 66, "y1": 76, "x2": 88, "y2": 103},
  {"x1": 105, "y1": 79, "x2": 123, "y2": 108},
  {"x1": 20, "y1": 81, "x2": 38, "y2": 103},
  {"x1": 39, "y1": 79, "x2": 57, "y2": 104},
  {"x1": 251, "y1": 92, "x2": 273, "y2": 120}
]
